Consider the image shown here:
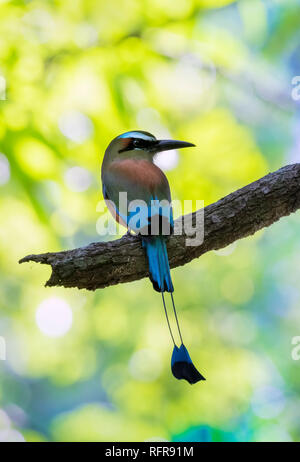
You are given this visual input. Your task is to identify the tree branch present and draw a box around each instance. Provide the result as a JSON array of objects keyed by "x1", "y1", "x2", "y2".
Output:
[{"x1": 19, "y1": 163, "x2": 300, "y2": 291}]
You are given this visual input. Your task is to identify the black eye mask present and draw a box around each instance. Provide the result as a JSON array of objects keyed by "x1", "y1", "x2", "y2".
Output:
[{"x1": 119, "y1": 138, "x2": 158, "y2": 153}]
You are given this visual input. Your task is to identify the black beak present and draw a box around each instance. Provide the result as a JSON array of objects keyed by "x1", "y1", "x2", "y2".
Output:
[{"x1": 155, "y1": 139, "x2": 195, "y2": 153}]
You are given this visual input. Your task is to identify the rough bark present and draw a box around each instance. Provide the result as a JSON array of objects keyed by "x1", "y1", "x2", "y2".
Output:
[{"x1": 19, "y1": 163, "x2": 300, "y2": 291}]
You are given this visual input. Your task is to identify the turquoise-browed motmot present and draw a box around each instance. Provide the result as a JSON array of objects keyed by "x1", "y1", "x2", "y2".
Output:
[{"x1": 101, "y1": 131, "x2": 205, "y2": 384}]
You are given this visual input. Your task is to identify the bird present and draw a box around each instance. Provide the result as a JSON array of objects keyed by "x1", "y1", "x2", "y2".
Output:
[{"x1": 101, "y1": 130, "x2": 205, "y2": 384}]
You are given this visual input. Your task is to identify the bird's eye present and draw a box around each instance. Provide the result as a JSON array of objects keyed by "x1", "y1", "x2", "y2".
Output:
[{"x1": 133, "y1": 139, "x2": 140, "y2": 148}]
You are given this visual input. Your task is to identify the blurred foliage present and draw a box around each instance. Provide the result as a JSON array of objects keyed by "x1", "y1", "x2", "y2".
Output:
[{"x1": 0, "y1": 0, "x2": 300, "y2": 443}]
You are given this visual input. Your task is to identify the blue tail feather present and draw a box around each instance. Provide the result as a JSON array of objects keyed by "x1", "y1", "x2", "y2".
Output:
[
  {"x1": 142, "y1": 237, "x2": 205, "y2": 384},
  {"x1": 142, "y1": 237, "x2": 173, "y2": 293},
  {"x1": 171, "y1": 344, "x2": 205, "y2": 384}
]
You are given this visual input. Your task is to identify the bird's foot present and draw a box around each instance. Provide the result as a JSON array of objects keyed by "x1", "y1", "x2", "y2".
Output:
[{"x1": 125, "y1": 229, "x2": 135, "y2": 237}]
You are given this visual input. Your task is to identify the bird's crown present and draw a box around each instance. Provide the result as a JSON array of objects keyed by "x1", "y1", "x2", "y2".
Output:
[{"x1": 117, "y1": 130, "x2": 156, "y2": 142}]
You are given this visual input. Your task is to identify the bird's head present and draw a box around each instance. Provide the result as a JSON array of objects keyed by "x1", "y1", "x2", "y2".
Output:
[{"x1": 104, "y1": 130, "x2": 195, "y2": 163}]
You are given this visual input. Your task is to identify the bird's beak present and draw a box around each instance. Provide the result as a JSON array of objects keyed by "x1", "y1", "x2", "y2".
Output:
[{"x1": 155, "y1": 139, "x2": 195, "y2": 153}]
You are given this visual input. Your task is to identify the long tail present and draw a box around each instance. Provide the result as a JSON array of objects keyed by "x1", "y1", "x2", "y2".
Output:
[{"x1": 142, "y1": 236, "x2": 205, "y2": 384}]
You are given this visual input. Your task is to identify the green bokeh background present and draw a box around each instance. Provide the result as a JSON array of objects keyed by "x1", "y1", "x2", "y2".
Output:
[{"x1": 0, "y1": 0, "x2": 300, "y2": 442}]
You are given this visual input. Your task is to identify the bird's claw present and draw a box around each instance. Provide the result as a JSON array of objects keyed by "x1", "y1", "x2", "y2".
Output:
[{"x1": 126, "y1": 229, "x2": 134, "y2": 237}]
